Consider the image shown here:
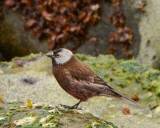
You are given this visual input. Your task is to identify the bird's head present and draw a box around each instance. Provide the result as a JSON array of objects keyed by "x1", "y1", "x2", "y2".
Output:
[{"x1": 46, "y1": 48, "x2": 73, "y2": 65}]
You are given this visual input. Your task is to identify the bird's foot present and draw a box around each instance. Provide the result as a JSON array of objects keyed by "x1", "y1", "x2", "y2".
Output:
[{"x1": 60, "y1": 104, "x2": 82, "y2": 110}]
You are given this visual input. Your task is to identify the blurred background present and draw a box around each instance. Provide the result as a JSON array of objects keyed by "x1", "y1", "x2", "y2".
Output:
[{"x1": 0, "y1": 0, "x2": 159, "y2": 69}]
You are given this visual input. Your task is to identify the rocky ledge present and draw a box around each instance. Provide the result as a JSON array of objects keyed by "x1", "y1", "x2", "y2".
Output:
[{"x1": 0, "y1": 101, "x2": 117, "y2": 128}]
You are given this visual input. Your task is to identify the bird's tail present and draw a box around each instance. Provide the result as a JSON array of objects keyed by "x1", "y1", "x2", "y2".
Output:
[{"x1": 102, "y1": 89, "x2": 139, "y2": 106}]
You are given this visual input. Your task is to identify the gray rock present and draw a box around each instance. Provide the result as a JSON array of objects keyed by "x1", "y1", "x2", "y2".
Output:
[
  {"x1": 76, "y1": 0, "x2": 141, "y2": 59},
  {"x1": 0, "y1": 8, "x2": 48, "y2": 60},
  {"x1": 136, "y1": 0, "x2": 160, "y2": 69}
]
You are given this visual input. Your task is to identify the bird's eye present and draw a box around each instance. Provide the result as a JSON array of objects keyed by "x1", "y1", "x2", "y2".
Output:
[{"x1": 55, "y1": 54, "x2": 60, "y2": 57}]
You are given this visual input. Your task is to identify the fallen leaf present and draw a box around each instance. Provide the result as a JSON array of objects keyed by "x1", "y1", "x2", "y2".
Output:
[
  {"x1": 0, "y1": 92, "x2": 4, "y2": 103},
  {"x1": 122, "y1": 108, "x2": 131, "y2": 115},
  {"x1": 42, "y1": 10, "x2": 53, "y2": 21},
  {"x1": 132, "y1": 92, "x2": 139, "y2": 101},
  {"x1": 25, "y1": 19, "x2": 37, "y2": 28},
  {"x1": 137, "y1": 1, "x2": 146, "y2": 12},
  {"x1": 27, "y1": 99, "x2": 32, "y2": 108}
]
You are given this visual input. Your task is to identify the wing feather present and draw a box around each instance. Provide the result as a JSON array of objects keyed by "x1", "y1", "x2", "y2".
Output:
[{"x1": 65, "y1": 59, "x2": 114, "y2": 90}]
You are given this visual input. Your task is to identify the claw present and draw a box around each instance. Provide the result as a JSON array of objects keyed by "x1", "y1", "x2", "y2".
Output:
[
  {"x1": 60, "y1": 104, "x2": 82, "y2": 109},
  {"x1": 60, "y1": 104, "x2": 75, "y2": 109},
  {"x1": 59, "y1": 100, "x2": 82, "y2": 109}
]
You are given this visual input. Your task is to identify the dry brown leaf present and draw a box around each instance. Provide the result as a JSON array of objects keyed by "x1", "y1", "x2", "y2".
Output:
[
  {"x1": 137, "y1": 1, "x2": 146, "y2": 12},
  {"x1": 122, "y1": 108, "x2": 131, "y2": 115},
  {"x1": 132, "y1": 92, "x2": 139, "y2": 101},
  {"x1": 42, "y1": 10, "x2": 53, "y2": 21},
  {"x1": 25, "y1": 19, "x2": 37, "y2": 28}
]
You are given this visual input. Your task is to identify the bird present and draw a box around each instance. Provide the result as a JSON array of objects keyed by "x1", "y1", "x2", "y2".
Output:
[{"x1": 46, "y1": 48, "x2": 138, "y2": 109}]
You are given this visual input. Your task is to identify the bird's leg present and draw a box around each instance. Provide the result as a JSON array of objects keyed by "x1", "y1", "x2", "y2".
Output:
[
  {"x1": 60, "y1": 100, "x2": 82, "y2": 109},
  {"x1": 72, "y1": 100, "x2": 81, "y2": 109}
]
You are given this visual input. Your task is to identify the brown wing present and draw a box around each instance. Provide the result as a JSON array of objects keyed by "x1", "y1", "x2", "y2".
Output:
[
  {"x1": 66, "y1": 58, "x2": 115, "y2": 90},
  {"x1": 93, "y1": 75, "x2": 115, "y2": 90}
]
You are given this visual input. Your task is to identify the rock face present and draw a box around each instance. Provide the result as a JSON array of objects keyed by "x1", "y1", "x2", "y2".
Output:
[
  {"x1": 76, "y1": 0, "x2": 160, "y2": 69},
  {"x1": 136, "y1": 0, "x2": 160, "y2": 69},
  {"x1": 0, "y1": 101, "x2": 117, "y2": 128},
  {"x1": 0, "y1": 8, "x2": 48, "y2": 60},
  {"x1": 0, "y1": 0, "x2": 160, "y2": 69}
]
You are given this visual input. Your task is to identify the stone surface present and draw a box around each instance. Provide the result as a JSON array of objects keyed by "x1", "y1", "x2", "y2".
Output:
[
  {"x1": 0, "y1": 8, "x2": 48, "y2": 60},
  {"x1": 0, "y1": 101, "x2": 116, "y2": 128},
  {"x1": 76, "y1": 0, "x2": 141, "y2": 59},
  {"x1": 137, "y1": 0, "x2": 160, "y2": 69}
]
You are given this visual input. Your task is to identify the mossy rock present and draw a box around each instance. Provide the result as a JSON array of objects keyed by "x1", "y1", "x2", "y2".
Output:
[{"x1": 0, "y1": 101, "x2": 118, "y2": 128}]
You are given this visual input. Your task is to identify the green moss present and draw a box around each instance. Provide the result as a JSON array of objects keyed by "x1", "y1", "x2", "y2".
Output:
[
  {"x1": 5, "y1": 111, "x2": 16, "y2": 117},
  {"x1": 0, "y1": 62, "x2": 17, "y2": 67},
  {"x1": 7, "y1": 101, "x2": 23, "y2": 105},
  {"x1": 16, "y1": 53, "x2": 40, "y2": 60},
  {"x1": 43, "y1": 105, "x2": 55, "y2": 110},
  {"x1": 67, "y1": 118, "x2": 76, "y2": 123},
  {"x1": 0, "y1": 106, "x2": 5, "y2": 110},
  {"x1": 86, "y1": 119, "x2": 118, "y2": 128},
  {"x1": 0, "y1": 118, "x2": 10, "y2": 125},
  {"x1": 0, "y1": 102, "x2": 117, "y2": 128},
  {"x1": 0, "y1": 53, "x2": 41, "y2": 68},
  {"x1": 118, "y1": 61, "x2": 148, "y2": 73},
  {"x1": 24, "y1": 113, "x2": 35, "y2": 117}
]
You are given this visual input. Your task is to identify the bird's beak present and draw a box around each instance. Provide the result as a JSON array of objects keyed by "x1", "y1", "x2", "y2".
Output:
[{"x1": 46, "y1": 53, "x2": 54, "y2": 58}]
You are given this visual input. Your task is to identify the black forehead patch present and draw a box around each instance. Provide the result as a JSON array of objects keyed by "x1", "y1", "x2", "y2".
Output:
[{"x1": 53, "y1": 48, "x2": 63, "y2": 55}]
